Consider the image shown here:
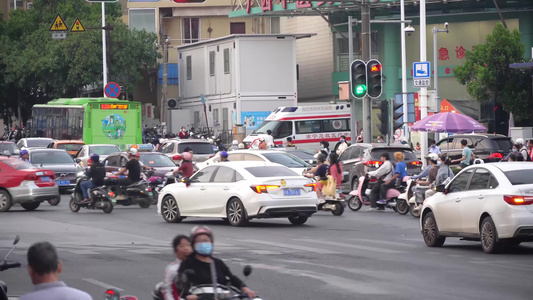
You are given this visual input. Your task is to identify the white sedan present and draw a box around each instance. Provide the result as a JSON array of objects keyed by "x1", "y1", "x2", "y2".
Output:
[
  {"x1": 157, "y1": 161, "x2": 318, "y2": 226},
  {"x1": 421, "y1": 162, "x2": 533, "y2": 253}
]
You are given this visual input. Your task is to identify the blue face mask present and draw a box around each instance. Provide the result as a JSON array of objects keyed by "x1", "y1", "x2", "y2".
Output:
[
  {"x1": 195, "y1": 242, "x2": 213, "y2": 256},
  {"x1": 340, "y1": 139, "x2": 344, "y2": 143},
  {"x1": 512, "y1": 148, "x2": 518, "y2": 153},
  {"x1": 437, "y1": 161, "x2": 442, "y2": 166}
]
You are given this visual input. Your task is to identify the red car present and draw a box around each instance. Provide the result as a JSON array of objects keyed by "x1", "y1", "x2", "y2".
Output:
[{"x1": 0, "y1": 157, "x2": 59, "y2": 212}]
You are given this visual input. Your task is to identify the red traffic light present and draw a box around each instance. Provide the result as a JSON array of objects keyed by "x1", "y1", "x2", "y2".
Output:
[{"x1": 370, "y1": 64, "x2": 382, "y2": 72}]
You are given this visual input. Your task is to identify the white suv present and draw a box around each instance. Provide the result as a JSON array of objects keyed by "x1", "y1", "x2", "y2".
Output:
[{"x1": 421, "y1": 162, "x2": 533, "y2": 253}]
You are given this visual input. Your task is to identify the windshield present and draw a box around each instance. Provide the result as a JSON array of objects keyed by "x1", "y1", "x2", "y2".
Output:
[
  {"x1": 139, "y1": 154, "x2": 176, "y2": 167},
  {"x1": 370, "y1": 148, "x2": 417, "y2": 161},
  {"x1": 504, "y1": 170, "x2": 533, "y2": 185},
  {"x1": 177, "y1": 143, "x2": 214, "y2": 155},
  {"x1": 262, "y1": 152, "x2": 310, "y2": 168},
  {"x1": 285, "y1": 150, "x2": 315, "y2": 161},
  {"x1": 0, "y1": 159, "x2": 35, "y2": 170},
  {"x1": 56, "y1": 143, "x2": 84, "y2": 152},
  {"x1": 27, "y1": 139, "x2": 53, "y2": 148},
  {"x1": 245, "y1": 166, "x2": 299, "y2": 177},
  {"x1": 0, "y1": 144, "x2": 19, "y2": 156},
  {"x1": 255, "y1": 121, "x2": 280, "y2": 134},
  {"x1": 89, "y1": 145, "x2": 120, "y2": 156},
  {"x1": 493, "y1": 138, "x2": 513, "y2": 152},
  {"x1": 31, "y1": 151, "x2": 74, "y2": 165}
]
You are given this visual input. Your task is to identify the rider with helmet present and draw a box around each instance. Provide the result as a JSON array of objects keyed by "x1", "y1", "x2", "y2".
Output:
[
  {"x1": 304, "y1": 153, "x2": 329, "y2": 201},
  {"x1": 79, "y1": 153, "x2": 106, "y2": 204},
  {"x1": 19, "y1": 149, "x2": 30, "y2": 163},
  {"x1": 174, "y1": 152, "x2": 194, "y2": 178},
  {"x1": 177, "y1": 226, "x2": 257, "y2": 300},
  {"x1": 220, "y1": 151, "x2": 229, "y2": 162},
  {"x1": 116, "y1": 148, "x2": 142, "y2": 184}
]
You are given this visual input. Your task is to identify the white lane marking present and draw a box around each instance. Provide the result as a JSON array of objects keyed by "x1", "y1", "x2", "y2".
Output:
[
  {"x1": 68, "y1": 250, "x2": 100, "y2": 255},
  {"x1": 469, "y1": 260, "x2": 533, "y2": 272},
  {"x1": 248, "y1": 250, "x2": 283, "y2": 255},
  {"x1": 345, "y1": 238, "x2": 420, "y2": 248},
  {"x1": 232, "y1": 239, "x2": 340, "y2": 254},
  {"x1": 82, "y1": 278, "x2": 124, "y2": 291},
  {"x1": 126, "y1": 249, "x2": 159, "y2": 254},
  {"x1": 297, "y1": 239, "x2": 405, "y2": 254}
]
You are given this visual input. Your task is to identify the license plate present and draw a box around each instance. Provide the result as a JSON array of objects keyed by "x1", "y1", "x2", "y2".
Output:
[
  {"x1": 283, "y1": 189, "x2": 301, "y2": 196},
  {"x1": 40, "y1": 176, "x2": 50, "y2": 182},
  {"x1": 148, "y1": 192, "x2": 153, "y2": 196},
  {"x1": 57, "y1": 180, "x2": 70, "y2": 186}
]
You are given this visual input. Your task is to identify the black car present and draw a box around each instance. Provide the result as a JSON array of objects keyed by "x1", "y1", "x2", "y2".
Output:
[
  {"x1": 436, "y1": 134, "x2": 513, "y2": 163},
  {"x1": 340, "y1": 144, "x2": 422, "y2": 192}
]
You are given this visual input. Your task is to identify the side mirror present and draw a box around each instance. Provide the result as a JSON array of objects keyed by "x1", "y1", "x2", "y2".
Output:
[
  {"x1": 182, "y1": 177, "x2": 191, "y2": 184},
  {"x1": 243, "y1": 265, "x2": 252, "y2": 277},
  {"x1": 13, "y1": 235, "x2": 20, "y2": 245},
  {"x1": 70, "y1": 153, "x2": 76, "y2": 158},
  {"x1": 435, "y1": 185, "x2": 446, "y2": 193},
  {"x1": 14, "y1": 149, "x2": 20, "y2": 155},
  {"x1": 75, "y1": 158, "x2": 82, "y2": 164}
]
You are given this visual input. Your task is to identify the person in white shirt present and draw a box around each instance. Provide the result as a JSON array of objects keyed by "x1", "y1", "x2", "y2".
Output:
[
  {"x1": 265, "y1": 130, "x2": 275, "y2": 148},
  {"x1": 367, "y1": 153, "x2": 395, "y2": 211},
  {"x1": 162, "y1": 235, "x2": 193, "y2": 300},
  {"x1": 335, "y1": 135, "x2": 348, "y2": 155},
  {"x1": 428, "y1": 139, "x2": 441, "y2": 154}
]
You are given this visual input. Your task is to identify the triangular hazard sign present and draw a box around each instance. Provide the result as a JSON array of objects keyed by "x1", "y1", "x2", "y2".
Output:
[
  {"x1": 70, "y1": 18, "x2": 86, "y2": 32},
  {"x1": 49, "y1": 14, "x2": 68, "y2": 31}
]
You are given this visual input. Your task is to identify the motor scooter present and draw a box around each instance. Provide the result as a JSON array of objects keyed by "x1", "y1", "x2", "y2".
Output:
[
  {"x1": 395, "y1": 178, "x2": 417, "y2": 216},
  {"x1": 104, "y1": 288, "x2": 138, "y2": 300},
  {"x1": 347, "y1": 175, "x2": 408, "y2": 212},
  {"x1": 317, "y1": 189, "x2": 346, "y2": 216},
  {"x1": 105, "y1": 175, "x2": 153, "y2": 208},
  {"x1": 70, "y1": 172, "x2": 114, "y2": 213},
  {"x1": 0, "y1": 235, "x2": 22, "y2": 300}
]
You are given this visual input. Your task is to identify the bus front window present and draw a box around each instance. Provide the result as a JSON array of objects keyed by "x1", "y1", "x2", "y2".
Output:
[{"x1": 255, "y1": 121, "x2": 292, "y2": 138}]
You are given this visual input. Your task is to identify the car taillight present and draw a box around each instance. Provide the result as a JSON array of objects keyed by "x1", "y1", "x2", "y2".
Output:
[
  {"x1": 365, "y1": 160, "x2": 383, "y2": 167},
  {"x1": 87, "y1": 158, "x2": 92, "y2": 166},
  {"x1": 503, "y1": 195, "x2": 533, "y2": 205},
  {"x1": 369, "y1": 178, "x2": 377, "y2": 183},
  {"x1": 108, "y1": 191, "x2": 115, "y2": 197},
  {"x1": 250, "y1": 185, "x2": 280, "y2": 194},
  {"x1": 411, "y1": 161, "x2": 422, "y2": 167},
  {"x1": 24, "y1": 173, "x2": 37, "y2": 181},
  {"x1": 304, "y1": 183, "x2": 317, "y2": 191}
]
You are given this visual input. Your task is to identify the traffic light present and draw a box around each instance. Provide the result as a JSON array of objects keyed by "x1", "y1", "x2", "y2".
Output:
[
  {"x1": 350, "y1": 60, "x2": 367, "y2": 99},
  {"x1": 367, "y1": 59, "x2": 383, "y2": 98},
  {"x1": 377, "y1": 100, "x2": 389, "y2": 136},
  {"x1": 392, "y1": 101, "x2": 404, "y2": 132}
]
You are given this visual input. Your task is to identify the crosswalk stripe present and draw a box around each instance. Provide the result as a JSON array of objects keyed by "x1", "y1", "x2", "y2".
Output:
[
  {"x1": 345, "y1": 237, "x2": 420, "y2": 248},
  {"x1": 297, "y1": 238, "x2": 405, "y2": 254},
  {"x1": 232, "y1": 239, "x2": 340, "y2": 254}
]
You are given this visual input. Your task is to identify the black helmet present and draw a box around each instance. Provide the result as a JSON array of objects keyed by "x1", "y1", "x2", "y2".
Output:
[{"x1": 317, "y1": 153, "x2": 327, "y2": 163}]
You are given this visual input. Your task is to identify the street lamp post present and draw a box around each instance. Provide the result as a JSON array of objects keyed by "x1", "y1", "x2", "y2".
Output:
[
  {"x1": 419, "y1": 0, "x2": 428, "y2": 167},
  {"x1": 432, "y1": 23, "x2": 449, "y2": 113}
]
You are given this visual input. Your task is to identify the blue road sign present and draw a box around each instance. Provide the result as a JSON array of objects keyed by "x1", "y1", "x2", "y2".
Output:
[
  {"x1": 105, "y1": 82, "x2": 121, "y2": 98},
  {"x1": 413, "y1": 62, "x2": 431, "y2": 79}
]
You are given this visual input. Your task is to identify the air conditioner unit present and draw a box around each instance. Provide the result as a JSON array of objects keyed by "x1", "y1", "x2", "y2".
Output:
[{"x1": 168, "y1": 98, "x2": 178, "y2": 108}]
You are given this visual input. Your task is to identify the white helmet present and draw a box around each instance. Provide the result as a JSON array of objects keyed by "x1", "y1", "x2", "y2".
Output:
[
  {"x1": 128, "y1": 148, "x2": 138, "y2": 156},
  {"x1": 232, "y1": 140, "x2": 238, "y2": 145},
  {"x1": 516, "y1": 138, "x2": 525, "y2": 145},
  {"x1": 425, "y1": 153, "x2": 439, "y2": 162},
  {"x1": 208, "y1": 138, "x2": 214, "y2": 144}
]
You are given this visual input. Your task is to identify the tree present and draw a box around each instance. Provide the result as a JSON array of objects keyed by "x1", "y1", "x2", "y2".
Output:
[
  {"x1": 454, "y1": 23, "x2": 532, "y2": 122},
  {"x1": 0, "y1": 0, "x2": 160, "y2": 124}
]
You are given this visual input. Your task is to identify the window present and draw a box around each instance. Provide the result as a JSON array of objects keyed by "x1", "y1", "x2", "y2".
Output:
[
  {"x1": 322, "y1": 119, "x2": 350, "y2": 132},
  {"x1": 183, "y1": 17, "x2": 200, "y2": 44},
  {"x1": 186, "y1": 56, "x2": 192, "y2": 80},
  {"x1": 213, "y1": 167, "x2": 236, "y2": 182},
  {"x1": 245, "y1": 166, "x2": 299, "y2": 177},
  {"x1": 177, "y1": 143, "x2": 214, "y2": 154},
  {"x1": 194, "y1": 111, "x2": 200, "y2": 127},
  {"x1": 209, "y1": 51, "x2": 215, "y2": 76},
  {"x1": 469, "y1": 168, "x2": 492, "y2": 190},
  {"x1": 31, "y1": 151, "x2": 74, "y2": 165},
  {"x1": 270, "y1": 17, "x2": 280, "y2": 34},
  {"x1": 228, "y1": 153, "x2": 243, "y2": 161},
  {"x1": 504, "y1": 170, "x2": 533, "y2": 185},
  {"x1": 223, "y1": 108, "x2": 229, "y2": 131},
  {"x1": 129, "y1": 9, "x2": 157, "y2": 33},
  {"x1": 488, "y1": 175, "x2": 499, "y2": 189},
  {"x1": 230, "y1": 22, "x2": 246, "y2": 34},
  {"x1": 339, "y1": 147, "x2": 354, "y2": 161},
  {"x1": 119, "y1": 157, "x2": 128, "y2": 168},
  {"x1": 160, "y1": 143, "x2": 174, "y2": 154},
  {"x1": 296, "y1": 120, "x2": 321, "y2": 134},
  {"x1": 262, "y1": 153, "x2": 310, "y2": 168},
  {"x1": 213, "y1": 109, "x2": 219, "y2": 127},
  {"x1": 223, "y1": 49, "x2": 230, "y2": 74},
  {"x1": 448, "y1": 170, "x2": 473, "y2": 193},
  {"x1": 192, "y1": 166, "x2": 217, "y2": 183},
  {"x1": 243, "y1": 154, "x2": 264, "y2": 161}
]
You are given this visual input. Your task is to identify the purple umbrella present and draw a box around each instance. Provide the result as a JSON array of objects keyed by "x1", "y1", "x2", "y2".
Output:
[{"x1": 410, "y1": 112, "x2": 487, "y2": 133}]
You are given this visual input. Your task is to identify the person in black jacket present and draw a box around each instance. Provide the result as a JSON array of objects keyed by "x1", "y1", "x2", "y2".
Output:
[
  {"x1": 178, "y1": 226, "x2": 257, "y2": 300},
  {"x1": 79, "y1": 153, "x2": 106, "y2": 204}
]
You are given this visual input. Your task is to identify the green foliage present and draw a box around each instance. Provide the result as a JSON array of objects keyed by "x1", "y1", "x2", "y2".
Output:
[
  {"x1": 454, "y1": 23, "x2": 532, "y2": 122},
  {"x1": 0, "y1": 0, "x2": 160, "y2": 124}
]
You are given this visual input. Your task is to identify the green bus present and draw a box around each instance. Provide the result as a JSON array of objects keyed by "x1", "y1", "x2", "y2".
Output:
[{"x1": 31, "y1": 98, "x2": 142, "y2": 146}]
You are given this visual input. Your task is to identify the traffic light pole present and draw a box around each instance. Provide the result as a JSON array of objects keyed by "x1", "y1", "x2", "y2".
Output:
[
  {"x1": 348, "y1": 15, "x2": 357, "y2": 144},
  {"x1": 361, "y1": 0, "x2": 372, "y2": 143}
]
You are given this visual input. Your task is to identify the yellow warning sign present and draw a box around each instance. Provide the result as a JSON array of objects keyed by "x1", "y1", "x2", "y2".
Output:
[
  {"x1": 70, "y1": 18, "x2": 86, "y2": 32},
  {"x1": 49, "y1": 14, "x2": 68, "y2": 31}
]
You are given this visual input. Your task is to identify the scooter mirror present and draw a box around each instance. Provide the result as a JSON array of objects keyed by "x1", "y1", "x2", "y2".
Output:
[
  {"x1": 13, "y1": 235, "x2": 19, "y2": 245},
  {"x1": 243, "y1": 265, "x2": 252, "y2": 277}
]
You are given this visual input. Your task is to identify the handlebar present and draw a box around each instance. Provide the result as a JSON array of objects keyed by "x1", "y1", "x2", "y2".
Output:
[{"x1": 0, "y1": 261, "x2": 21, "y2": 271}]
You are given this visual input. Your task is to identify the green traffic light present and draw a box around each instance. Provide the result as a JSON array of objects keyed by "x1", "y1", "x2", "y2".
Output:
[{"x1": 354, "y1": 84, "x2": 367, "y2": 97}]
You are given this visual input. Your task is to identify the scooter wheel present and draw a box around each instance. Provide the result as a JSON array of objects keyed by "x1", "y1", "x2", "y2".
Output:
[
  {"x1": 331, "y1": 202, "x2": 344, "y2": 216},
  {"x1": 396, "y1": 199, "x2": 409, "y2": 215},
  {"x1": 347, "y1": 196, "x2": 362, "y2": 211},
  {"x1": 102, "y1": 201, "x2": 113, "y2": 213},
  {"x1": 410, "y1": 204, "x2": 421, "y2": 218},
  {"x1": 69, "y1": 198, "x2": 80, "y2": 213}
]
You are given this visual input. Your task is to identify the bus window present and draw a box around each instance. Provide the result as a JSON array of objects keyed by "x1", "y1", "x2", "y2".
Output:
[{"x1": 296, "y1": 120, "x2": 321, "y2": 134}]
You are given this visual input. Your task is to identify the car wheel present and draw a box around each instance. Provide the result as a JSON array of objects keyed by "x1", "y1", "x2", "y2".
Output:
[
  {"x1": 48, "y1": 197, "x2": 60, "y2": 206},
  {"x1": 422, "y1": 212, "x2": 446, "y2": 247},
  {"x1": 227, "y1": 198, "x2": 248, "y2": 227},
  {"x1": 331, "y1": 202, "x2": 344, "y2": 216},
  {"x1": 102, "y1": 201, "x2": 114, "y2": 214},
  {"x1": 481, "y1": 216, "x2": 502, "y2": 254},
  {"x1": 20, "y1": 202, "x2": 41, "y2": 211},
  {"x1": 69, "y1": 198, "x2": 80, "y2": 213},
  {"x1": 138, "y1": 200, "x2": 151, "y2": 208},
  {"x1": 396, "y1": 199, "x2": 409, "y2": 215},
  {"x1": 288, "y1": 215, "x2": 308, "y2": 225},
  {"x1": 409, "y1": 204, "x2": 421, "y2": 218},
  {"x1": 162, "y1": 196, "x2": 184, "y2": 223},
  {"x1": 347, "y1": 196, "x2": 362, "y2": 211},
  {"x1": 0, "y1": 190, "x2": 12, "y2": 212}
]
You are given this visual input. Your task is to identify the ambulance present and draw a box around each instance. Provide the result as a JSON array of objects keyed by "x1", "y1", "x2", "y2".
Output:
[{"x1": 243, "y1": 104, "x2": 352, "y2": 150}]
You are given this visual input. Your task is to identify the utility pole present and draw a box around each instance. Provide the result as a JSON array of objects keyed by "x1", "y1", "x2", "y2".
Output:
[
  {"x1": 102, "y1": 3, "x2": 107, "y2": 96},
  {"x1": 348, "y1": 15, "x2": 357, "y2": 143},
  {"x1": 400, "y1": 0, "x2": 408, "y2": 143},
  {"x1": 160, "y1": 34, "x2": 169, "y2": 134},
  {"x1": 361, "y1": 0, "x2": 372, "y2": 143},
  {"x1": 419, "y1": 0, "x2": 428, "y2": 167}
]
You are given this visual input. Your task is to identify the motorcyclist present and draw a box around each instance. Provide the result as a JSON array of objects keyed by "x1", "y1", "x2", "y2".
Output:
[
  {"x1": 367, "y1": 153, "x2": 395, "y2": 211},
  {"x1": 375, "y1": 152, "x2": 407, "y2": 206},
  {"x1": 163, "y1": 235, "x2": 193, "y2": 300},
  {"x1": 228, "y1": 140, "x2": 239, "y2": 151},
  {"x1": 79, "y1": 153, "x2": 106, "y2": 204},
  {"x1": 219, "y1": 151, "x2": 229, "y2": 162},
  {"x1": 304, "y1": 153, "x2": 328, "y2": 201},
  {"x1": 19, "y1": 149, "x2": 30, "y2": 163},
  {"x1": 174, "y1": 152, "x2": 194, "y2": 178},
  {"x1": 425, "y1": 154, "x2": 454, "y2": 199},
  {"x1": 177, "y1": 226, "x2": 257, "y2": 300}
]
